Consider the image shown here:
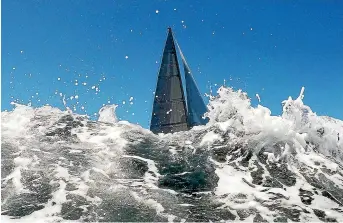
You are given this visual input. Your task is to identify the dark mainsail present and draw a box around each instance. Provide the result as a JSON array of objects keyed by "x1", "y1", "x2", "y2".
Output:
[
  {"x1": 150, "y1": 28, "x2": 189, "y2": 134},
  {"x1": 177, "y1": 42, "x2": 209, "y2": 127}
]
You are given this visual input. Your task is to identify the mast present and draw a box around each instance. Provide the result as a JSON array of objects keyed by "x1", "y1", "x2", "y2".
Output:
[
  {"x1": 175, "y1": 39, "x2": 209, "y2": 127},
  {"x1": 150, "y1": 28, "x2": 189, "y2": 134}
]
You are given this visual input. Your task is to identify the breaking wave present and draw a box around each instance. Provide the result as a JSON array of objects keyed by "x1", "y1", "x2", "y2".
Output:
[{"x1": 2, "y1": 86, "x2": 343, "y2": 222}]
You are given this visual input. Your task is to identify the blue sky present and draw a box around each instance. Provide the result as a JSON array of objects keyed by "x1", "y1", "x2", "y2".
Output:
[{"x1": 2, "y1": 0, "x2": 343, "y2": 127}]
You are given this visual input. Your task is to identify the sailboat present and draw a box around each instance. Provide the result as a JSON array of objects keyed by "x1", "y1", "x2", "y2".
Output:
[{"x1": 150, "y1": 28, "x2": 209, "y2": 134}]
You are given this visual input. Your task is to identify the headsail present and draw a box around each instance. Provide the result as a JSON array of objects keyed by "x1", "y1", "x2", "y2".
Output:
[
  {"x1": 150, "y1": 28, "x2": 189, "y2": 134},
  {"x1": 176, "y1": 40, "x2": 209, "y2": 127}
]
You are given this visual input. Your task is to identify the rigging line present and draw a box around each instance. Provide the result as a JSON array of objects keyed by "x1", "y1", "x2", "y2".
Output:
[
  {"x1": 172, "y1": 31, "x2": 189, "y2": 113},
  {"x1": 173, "y1": 33, "x2": 190, "y2": 71}
]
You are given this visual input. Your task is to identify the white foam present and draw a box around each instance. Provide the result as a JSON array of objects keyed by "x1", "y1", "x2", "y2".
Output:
[
  {"x1": 200, "y1": 131, "x2": 223, "y2": 147},
  {"x1": 3, "y1": 157, "x2": 32, "y2": 193},
  {"x1": 98, "y1": 104, "x2": 118, "y2": 124},
  {"x1": 255, "y1": 93, "x2": 261, "y2": 103},
  {"x1": 123, "y1": 155, "x2": 160, "y2": 187},
  {"x1": 205, "y1": 87, "x2": 343, "y2": 164},
  {"x1": 1, "y1": 86, "x2": 343, "y2": 222}
]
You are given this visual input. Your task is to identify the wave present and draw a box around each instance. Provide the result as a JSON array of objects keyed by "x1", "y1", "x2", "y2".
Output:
[{"x1": 2, "y1": 86, "x2": 343, "y2": 222}]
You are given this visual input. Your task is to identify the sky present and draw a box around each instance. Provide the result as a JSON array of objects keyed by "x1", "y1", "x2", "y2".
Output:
[{"x1": 2, "y1": 0, "x2": 343, "y2": 127}]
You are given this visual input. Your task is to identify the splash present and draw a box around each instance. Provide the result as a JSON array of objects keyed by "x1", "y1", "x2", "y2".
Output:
[
  {"x1": 2, "y1": 86, "x2": 343, "y2": 222},
  {"x1": 205, "y1": 86, "x2": 343, "y2": 164},
  {"x1": 98, "y1": 104, "x2": 118, "y2": 124}
]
